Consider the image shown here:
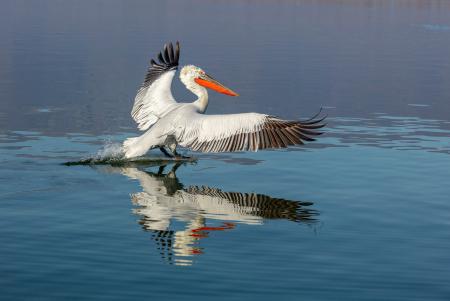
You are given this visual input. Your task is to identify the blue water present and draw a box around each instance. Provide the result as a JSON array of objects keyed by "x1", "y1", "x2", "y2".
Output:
[
  {"x1": 2, "y1": 116, "x2": 450, "y2": 300},
  {"x1": 1, "y1": 1, "x2": 450, "y2": 300}
]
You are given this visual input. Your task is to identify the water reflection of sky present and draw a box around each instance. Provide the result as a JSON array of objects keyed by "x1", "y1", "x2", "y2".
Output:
[
  {"x1": 1, "y1": 115, "x2": 450, "y2": 299},
  {"x1": 2, "y1": 114, "x2": 450, "y2": 161},
  {"x1": 324, "y1": 115, "x2": 450, "y2": 155}
]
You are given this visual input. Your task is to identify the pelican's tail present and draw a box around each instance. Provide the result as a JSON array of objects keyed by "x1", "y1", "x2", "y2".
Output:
[{"x1": 123, "y1": 136, "x2": 145, "y2": 159}]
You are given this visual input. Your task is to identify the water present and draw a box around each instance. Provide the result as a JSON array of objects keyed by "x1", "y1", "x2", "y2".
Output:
[{"x1": 1, "y1": 1, "x2": 450, "y2": 300}]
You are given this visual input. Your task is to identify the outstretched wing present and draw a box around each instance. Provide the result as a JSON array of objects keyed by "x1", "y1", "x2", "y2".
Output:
[
  {"x1": 177, "y1": 111, "x2": 325, "y2": 152},
  {"x1": 131, "y1": 42, "x2": 180, "y2": 131}
]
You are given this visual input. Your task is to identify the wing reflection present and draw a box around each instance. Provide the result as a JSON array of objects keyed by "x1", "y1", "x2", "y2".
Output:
[{"x1": 97, "y1": 163, "x2": 318, "y2": 266}]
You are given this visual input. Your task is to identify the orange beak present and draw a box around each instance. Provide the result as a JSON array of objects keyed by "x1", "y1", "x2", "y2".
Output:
[{"x1": 194, "y1": 73, "x2": 239, "y2": 97}]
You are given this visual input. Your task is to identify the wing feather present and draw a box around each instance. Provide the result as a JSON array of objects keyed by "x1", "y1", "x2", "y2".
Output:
[
  {"x1": 177, "y1": 112, "x2": 325, "y2": 153},
  {"x1": 131, "y1": 42, "x2": 180, "y2": 131},
  {"x1": 184, "y1": 186, "x2": 318, "y2": 222}
]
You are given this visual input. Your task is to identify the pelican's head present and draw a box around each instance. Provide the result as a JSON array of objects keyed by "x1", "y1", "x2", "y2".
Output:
[{"x1": 180, "y1": 65, "x2": 239, "y2": 97}]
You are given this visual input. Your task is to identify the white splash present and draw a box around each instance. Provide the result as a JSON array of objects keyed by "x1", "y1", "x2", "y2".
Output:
[{"x1": 94, "y1": 139, "x2": 124, "y2": 161}]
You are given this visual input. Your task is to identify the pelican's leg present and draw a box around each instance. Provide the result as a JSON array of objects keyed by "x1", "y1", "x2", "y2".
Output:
[
  {"x1": 170, "y1": 162, "x2": 182, "y2": 174},
  {"x1": 167, "y1": 163, "x2": 182, "y2": 178},
  {"x1": 159, "y1": 147, "x2": 174, "y2": 158},
  {"x1": 157, "y1": 164, "x2": 166, "y2": 175},
  {"x1": 168, "y1": 143, "x2": 191, "y2": 160}
]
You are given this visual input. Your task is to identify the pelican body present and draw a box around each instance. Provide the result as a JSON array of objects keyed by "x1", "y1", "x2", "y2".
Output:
[{"x1": 123, "y1": 42, "x2": 325, "y2": 159}]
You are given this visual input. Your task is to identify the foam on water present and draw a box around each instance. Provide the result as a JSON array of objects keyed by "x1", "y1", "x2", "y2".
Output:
[
  {"x1": 63, "y1": 139, "x2": 126, "y2": 165},
  {"x1": 95, "y1": 139, "x2": 124, "y2": 160},
  {"x1": 63, "y1": 138, "x2": 196, "y2": 166}
]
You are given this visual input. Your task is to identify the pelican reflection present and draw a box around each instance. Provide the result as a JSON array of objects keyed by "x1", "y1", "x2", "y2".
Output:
[{"x1": 98, "y1": 163, "x2": 319, "y2": 266}]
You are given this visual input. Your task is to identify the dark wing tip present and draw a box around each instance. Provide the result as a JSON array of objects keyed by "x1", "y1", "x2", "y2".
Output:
[
  {"x1": 289, "y1": 109, "x2": 327, "y2": 143},
  {"x1": 157, "y1": 52, "x2": 166, "y2": 64},
  {"x1": 175, "y1": 41, "x2": 180, "y2": 62},
  {"x1": 154, "y1": 41, "x2": 180, "y2": 70},
  {"x1": 301, "y1": 107, "x2": 327, "y2": 124},
  {"x1": 141, "y1": 42, "x2": 180, "y2": 89},
  {"x1": 163, "y1": 44, "x2": 170, "y2": 63},
  {"x1": 167, "y1": 43, "x2": 174, "y2": 62}
]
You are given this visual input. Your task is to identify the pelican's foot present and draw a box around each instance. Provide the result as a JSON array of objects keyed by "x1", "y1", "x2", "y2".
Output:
[{"x1": 159, "y1": 147, "x2": 174, "y2": 158}]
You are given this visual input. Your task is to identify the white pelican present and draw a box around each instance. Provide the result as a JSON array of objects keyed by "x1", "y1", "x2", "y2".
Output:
[{"x1": 123, "y1": 42, "x2": 325, "y2": 159}]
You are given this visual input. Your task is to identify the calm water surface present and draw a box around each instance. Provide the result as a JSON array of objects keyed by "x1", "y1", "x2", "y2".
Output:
[{"x1": 1, "y1": 1, "x2": 450, "y2": 300}]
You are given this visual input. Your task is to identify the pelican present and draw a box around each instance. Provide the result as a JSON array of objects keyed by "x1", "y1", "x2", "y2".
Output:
[{"x1": 123, "y1": 41, "x2": 325, "y2": 159}]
